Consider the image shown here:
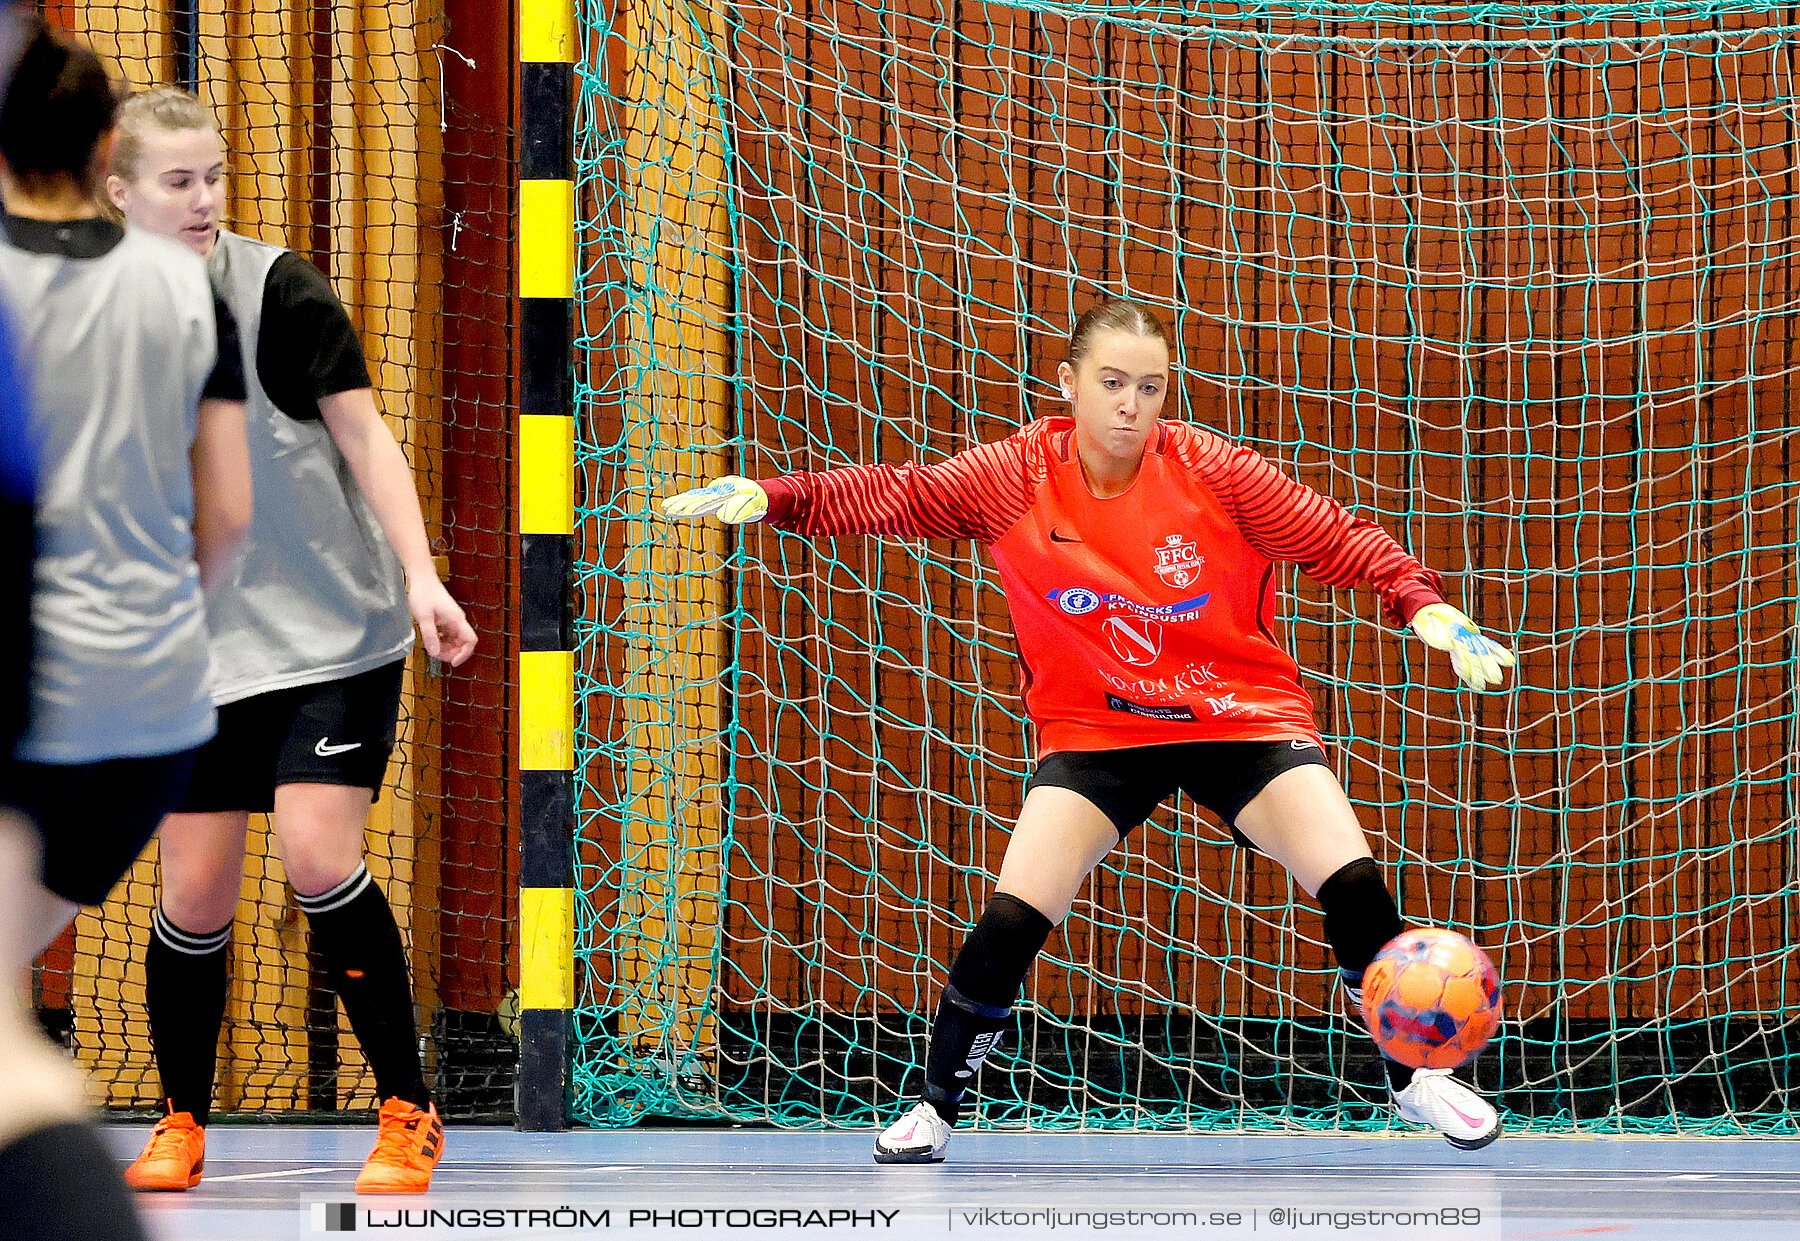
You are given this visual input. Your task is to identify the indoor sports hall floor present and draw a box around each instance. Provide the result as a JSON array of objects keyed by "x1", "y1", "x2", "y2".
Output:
[{"x1": 101, "y1": 1123, "x2": 1797, "y2": 1240}]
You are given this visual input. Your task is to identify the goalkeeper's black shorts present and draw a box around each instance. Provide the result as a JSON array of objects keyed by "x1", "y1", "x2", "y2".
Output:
[{"x1": 1025, "y1": 738, "x2": 1331, "y2": 845}]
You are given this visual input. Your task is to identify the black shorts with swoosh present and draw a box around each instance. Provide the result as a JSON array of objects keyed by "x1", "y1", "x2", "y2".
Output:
[{"x1": 177, "y1": 658, "x2": 405, "y2": 813}]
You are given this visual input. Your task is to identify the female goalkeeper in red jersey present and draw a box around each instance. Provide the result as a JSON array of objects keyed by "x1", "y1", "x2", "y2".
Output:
[{"x1": 661, "y1": 299, "x2": 1516, "y2": 1161}]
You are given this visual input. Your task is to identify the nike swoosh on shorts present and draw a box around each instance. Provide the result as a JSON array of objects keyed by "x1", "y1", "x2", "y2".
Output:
[{"x1": 314, "y1": 738, "x2": 362, "y2": 757}]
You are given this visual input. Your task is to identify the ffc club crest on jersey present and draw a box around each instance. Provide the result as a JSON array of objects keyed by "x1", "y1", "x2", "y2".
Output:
[{"x1": 1153, "y1": 534, "x2": 1204, "y2": 588}]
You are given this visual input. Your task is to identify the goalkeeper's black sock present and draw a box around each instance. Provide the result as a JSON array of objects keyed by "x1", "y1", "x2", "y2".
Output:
[
  {"x1": 0, "y1": 1122, "x2": 150, "y2": 1241},
  {"x1": 921, "y1": 986, "x2": 1009, "y2": 1127},
  {"x1": 921, "y1": 893, "x2": 1054, "y2": 1126},
  {"x1": 298, "y1": 865, "x2": 431, "y2": 1108},
  {"x1": 1315, "y1": 857, "x2": 1413, "y2": 1092}
]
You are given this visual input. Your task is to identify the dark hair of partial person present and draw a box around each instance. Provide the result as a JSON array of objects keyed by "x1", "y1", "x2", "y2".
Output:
[
  {"x1": 1068, "y1": 298, "x2": 1172, "y2": 367},
  {"x1": 0, "y1": 19, "x2": 116, "y2": 196}
]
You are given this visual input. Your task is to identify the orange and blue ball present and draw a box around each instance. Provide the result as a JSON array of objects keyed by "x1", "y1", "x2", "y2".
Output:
[{"x1": 1359, "y1": 928, "x2": 1501, "y2": 1070}]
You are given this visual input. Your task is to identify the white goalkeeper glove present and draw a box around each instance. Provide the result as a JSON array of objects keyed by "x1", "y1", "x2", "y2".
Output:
[
  {"x1": 1410, "y1": 603, "x2": 1516, "y2": 692},
  {"x1": 659, "y1": 475, "x2": 769, "y2": 524}
]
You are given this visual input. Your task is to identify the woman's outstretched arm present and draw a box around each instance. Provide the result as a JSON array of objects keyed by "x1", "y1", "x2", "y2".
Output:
[
  {"x1": 664, "y1": 435, "x2": 1033, "y2": 544},
  {"x1": 1185, "y1": 431, "x2": 1515, "y2": 690}
]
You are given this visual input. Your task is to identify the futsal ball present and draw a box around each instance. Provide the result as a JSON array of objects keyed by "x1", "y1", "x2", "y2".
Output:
[{"x1": 1360, "y1": 928, "x2": 1501, "y2": 1070}]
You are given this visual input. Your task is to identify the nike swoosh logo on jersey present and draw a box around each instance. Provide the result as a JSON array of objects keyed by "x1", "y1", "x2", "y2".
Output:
[
  {"x1": 1049, "y1": 529, "x2": 1082, "y2": 543},
  {"x1": 314, "y1": 738, "x2": 362, "y2": 757}
]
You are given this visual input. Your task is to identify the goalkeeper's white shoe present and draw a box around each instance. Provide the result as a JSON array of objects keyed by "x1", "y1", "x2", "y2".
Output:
[
  {"x1": 873, "y1": 1102, "x2": 950, "y2": 1165},
  {"x1": 1393, "y1": 1068, "x2": 1501, "y2": 1151}
]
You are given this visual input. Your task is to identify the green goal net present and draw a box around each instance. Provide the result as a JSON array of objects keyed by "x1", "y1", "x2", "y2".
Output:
[{"x1": 573, "y1": 0, "x2": 1800, "y2": 1134}]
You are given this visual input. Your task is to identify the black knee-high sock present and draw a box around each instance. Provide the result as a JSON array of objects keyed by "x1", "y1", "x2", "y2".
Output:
[
  {"x1": 146, "y1": 909, "x2": 231, "y2": 1126},
  {"x1": 921, "y1": 893, "x2": 1054, "y2": 1126},
  {"x1": 296, "y1": 865, "x2": 430, "y2": 1109},
  {"x1": 1315, "y1": 857, "x2": 1415, "y2": 1092},
  {"x1": 0, "y1": 1123, "x2": 150, "y2": 1241}
]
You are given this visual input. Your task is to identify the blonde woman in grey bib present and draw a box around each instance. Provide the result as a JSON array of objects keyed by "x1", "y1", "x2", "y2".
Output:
[{"x1": 106, "y1": 87, "x2": 476, "y2": 1196}]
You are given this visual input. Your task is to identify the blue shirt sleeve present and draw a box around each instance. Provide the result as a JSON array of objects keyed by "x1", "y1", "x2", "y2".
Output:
[
  {"x1": 0, "y1": 308, "x2": 35, "y2": 504},
  {"x1": 0, "y1": 307, "x2": 36, "y2": 768}
]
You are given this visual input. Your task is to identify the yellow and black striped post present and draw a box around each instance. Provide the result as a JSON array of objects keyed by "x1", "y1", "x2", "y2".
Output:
[{"x1": 517, "y1": 0, "x2": 576, "y2": 1133}]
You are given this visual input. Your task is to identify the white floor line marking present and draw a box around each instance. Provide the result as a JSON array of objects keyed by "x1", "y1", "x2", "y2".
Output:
[
  {"x1": 518, "y1": 1164, "x2": 1800, "y2": 1182},
  {"x1": 204, "y1": 1167, "x2": 338, "y2": 1183},
  {"x1": 464, "y1": 1168, "x2": 1800, "y2": 1189}
]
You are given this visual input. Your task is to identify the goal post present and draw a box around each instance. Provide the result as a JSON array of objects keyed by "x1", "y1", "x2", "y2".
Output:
[{"x1": 573, "y1": 0, "x2": 1800, "y2": 1134}]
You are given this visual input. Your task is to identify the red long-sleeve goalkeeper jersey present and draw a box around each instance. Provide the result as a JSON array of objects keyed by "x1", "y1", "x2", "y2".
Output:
[{"x1": 758, "y1": 417, "x2": 1445, "y2": 757}]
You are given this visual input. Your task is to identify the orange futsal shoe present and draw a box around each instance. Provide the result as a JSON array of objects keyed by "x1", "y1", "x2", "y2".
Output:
[
  {"x1": 355, "y1": 1098, "x2": 444, "y2": 1193},
  {"x1": 124, "y1": 1110, "x2": 205, "y2": 1191}
]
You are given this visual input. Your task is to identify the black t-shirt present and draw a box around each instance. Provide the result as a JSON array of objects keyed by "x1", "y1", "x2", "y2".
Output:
[
  {"x1": 255, "y1": 251, "x2": 372, "y2": 420},
  {"x1": 204, "y1": 294, "x2": 247, "y2": 402},
  {"x1": 0, "y1": 212, "x2": 122, "y2": 259}
]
